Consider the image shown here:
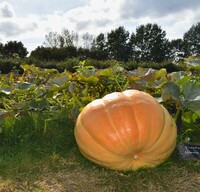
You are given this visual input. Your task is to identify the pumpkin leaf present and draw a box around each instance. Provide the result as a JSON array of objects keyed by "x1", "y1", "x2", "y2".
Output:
[
  {"x1": 99, "y1": 68, "x2": 113, "y2": 77},
  {"x1": 51, "y1": 75, "x2": 70, "y2": 86},
  {"x1": 0, "y1": 87, "x2": 12, "y2": 95},
  {"x1": 77, "y1": 75, "x2": 99, "y2": 84},
  {"x1": 28, "y1": 99, "x2": 49, "y2": 111},
  {"x1": 185, "y1": 57, "x2": 200, "y2": 70},
  {"x1": 182, "y1": 80, "x2": 200, "y2": 101},
  {"x1": 16, "y1": 82, "x2": 33, "y2": 90},
  {"x1": 161, "y1": 82, "x2": 181, "y2": 102},
  {"x1": 182, "y1": 111, "x2": 199, "y2": 123},
  {"x1": 169, "y1": 71, "x2": 190, "y2": 86},
  {"x1": 184, "y1": 100, "x2": 200, "y2": 117},
  {"x1": 148, "y1": 68, "x2": 167, "y2": 82}
]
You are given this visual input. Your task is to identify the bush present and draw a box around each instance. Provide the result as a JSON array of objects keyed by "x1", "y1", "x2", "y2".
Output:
[
  {"x1": 124, "y1": 60, "x2": 183, "y2": 72},
  {"x1": 0, "y1": 57, "x2": 184, "y2": 74},
  {"x1": 57, "y1": 57, "x2": 80, "y2": 72},
  {"x1": 0, "y1": 58, "x2": 22, "y2": 74},
  {"x1": 85, "y1": 59, "x2": 122, "y2": 69}
]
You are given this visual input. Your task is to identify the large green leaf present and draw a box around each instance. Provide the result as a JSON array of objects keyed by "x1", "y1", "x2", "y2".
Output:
[
  {"x1": 149, "y1": 68, "x2": 167, "y2": 82},
  {"x1": 182, "y1": 80, "x2": 200, "y2": 100},
  {"x1": 50, "y1": 71, "x2": 71, "y2": 86},
  {"x1": 161, "y1": 82, "x2": 181, "y2": 102},
  {"x1": 169, "y1": 71, "x2": 191, "y2": 86},
  {"x1": 28, "y1": 99, "x2": 49, "y2": 111},
  {"x1": 0, "y1": 87, "x2": 12, "y2": 95},
  {"x1": 186, "y1": 58, "x2": 200, "y2": 70},
  {"x1": 77, "y1": 75, "x2": 99, "y2": 84},
  {"x1": 181, "y1": 80, "x2": 200, "y2": 116},
  {"x1": 184, "y1": 100, "x2": 200, "y2": 117},
  {"x1": 99, "y1": 68, "x2": 113, "y2": 77},
  {"x1": 16, "y1": 82, "x2": 34, "y2": 90}
]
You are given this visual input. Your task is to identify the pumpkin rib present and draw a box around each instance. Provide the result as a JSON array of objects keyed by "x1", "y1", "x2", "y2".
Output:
[
  {"x1": 126, "y1": 92, "x2": 163, "y2": 155},
  {"x1": 127, "y1": 106, "x2": 164, "y2": 168},
  {"x1": 103, "y1": 98, "x2": 130, "y2": 153},
  {"x1": 75, "y1": 121, "x2": 127, "y2": 166},
  {"x1": 125, "y1": 91, "x2": 162, "y2": 151},
  {"x1": 141, "y1": 107, "x2": 177, "y2": 162},
  {"x1": 124, "y1": 90, "x2": 148, "y2": 152},
  {"x1": 141, "y1": 144, "x2": 175, "y2": 166},
  {"x1": 156, "y1": 108, "x2": 176, "y2": 154},
  {"x1": 102, "y1": 96, "x2": 138, "y2": 155},
  {"x1": 142, "y1": 97, "x2": 166, "y2": 151},
  {"x1": 141, "y1": 104, "x2": 166, "y2": 154},
  {"x1": 76, "y1": 113, "x2": 120, "y2": 157},
  {"x1": 76, "y1": 105, "x2": 133, "y2": 158},
  {"x1": 125, "y1": 93, "x2": 141, "y2": 153},
  {"x1": 76, "y1": 118, "x2": 137, "y2": 170},
  {"x1": 146, "y1": 99, "x2": 166, "y2": 149}
]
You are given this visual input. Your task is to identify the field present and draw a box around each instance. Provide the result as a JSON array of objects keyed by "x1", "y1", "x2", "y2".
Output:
[
  {"x1": 0, "y1": 112, "x2": 199, "y2": 192},
  {"x1": 0, "y1": 58, "x2": 200, "y2": 191}
]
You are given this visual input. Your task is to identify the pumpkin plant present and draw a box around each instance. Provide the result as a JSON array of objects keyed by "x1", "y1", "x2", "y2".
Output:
[{"x1": 74, "y1": 89, "x2": 177, "y2": 171}]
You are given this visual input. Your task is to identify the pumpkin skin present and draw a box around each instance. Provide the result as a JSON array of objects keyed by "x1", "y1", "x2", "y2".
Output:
[{"x1": 74, "y1": 90, "x2": 177, "y2": 171}]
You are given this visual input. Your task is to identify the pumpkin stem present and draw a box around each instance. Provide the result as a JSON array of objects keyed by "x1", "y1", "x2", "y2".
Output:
[{"x1": 133, "y1": 154, "x2": 139, "y2": 160}]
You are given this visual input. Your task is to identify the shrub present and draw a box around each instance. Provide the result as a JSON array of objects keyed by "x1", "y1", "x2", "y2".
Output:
[{"x1": 0, "y1": 58, "x2": 22, "y2": 74}]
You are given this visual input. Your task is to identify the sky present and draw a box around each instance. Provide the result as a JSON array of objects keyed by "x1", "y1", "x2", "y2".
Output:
[{"x1": 0, "y1": 0, "x2": 200, "y2": 54}]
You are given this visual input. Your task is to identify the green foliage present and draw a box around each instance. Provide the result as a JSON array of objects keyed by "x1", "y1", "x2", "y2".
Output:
[
  {"x1": 0, "y1": 58, "x2": 199, "y2": 145},
  {"x1": 184, "y1": 55, "x2": 200, "y2": 77},
  {"x1": 1, "y1": 41, "x2": 28, "y2": 58},
  {"x1": 130, "y1": 23, "x2": 169, "y2": 62},
  {"x1": 30, "y1": 46, "x2": 77, "y2": 61},
  {"x1": 0, "y1": 108, "x2": 75, "y2": 159},
  {"x1": 184, "y1": 22, "x2": 200, "y2": 55},
  {"x1": 161, "y1": 69, "x2": 200, "y2": 140},
  {"x1": 107, "y1": 26, "x2": 130, "y2": 61},
  {"x1": 124, "y1": 60, "x2": 182, "y2": 72},
  {"x1": 0, "y1": 58, "x2": 23, "y2": 74}
]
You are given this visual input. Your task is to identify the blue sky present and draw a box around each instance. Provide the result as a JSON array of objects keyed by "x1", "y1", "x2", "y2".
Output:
[{"x1": 1, "y1": 0, "x2": 200, "y2": 53}]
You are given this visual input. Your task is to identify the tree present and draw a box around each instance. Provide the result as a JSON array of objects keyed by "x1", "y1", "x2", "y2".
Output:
[
  {"x1": 0, "y1": 42, "x2": 4, "y2": 57},
  {"x1": 30, "y1": 46, "x2": 77, "y2": 61},
  {"x1": 107, "y1": 26, "x2": 130, "y2": 61},
  {"x1": 44, "y1": 31, "x2": 61, "y2": 48},
  {"x1": 92, "y1": 33, "x2": 107, "y2": 51},
  {"x1": 184, "y1": 22, "x2": 200, "y2": 55},
  {"x1": 91, "y1": 33, "x2": 108, "y2": 60},
  {"x1": 71, "y1": 31, "x2": 79, "y2": 47},
  {"x1": 44, "y1": 30, "x2": 80, "y2": 48},
  {"x1": 130, "y1": 23, "x2": 169, "y2": 62},
  {"x1": 3, "y1": 41, "x2": 28, "y2": 58},
  {"x1": 169, "y1": 39, "x2": 189, "y2": 59},
  {"x1": 60, "y1": 29, "x2": 75, "y2": 47},
  {"x1": 82, "y1": 32, "x2": 94, "y2": 49}
]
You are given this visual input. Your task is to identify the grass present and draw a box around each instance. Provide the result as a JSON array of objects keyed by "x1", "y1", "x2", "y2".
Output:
[{"x1": 0, "y1": 110, "x2": 200, "y2": 192}]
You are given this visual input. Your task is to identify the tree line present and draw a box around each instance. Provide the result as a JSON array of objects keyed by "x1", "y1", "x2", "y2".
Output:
[
  {"x1": 0, "y1": 41, "x2": 28, "y2": 58},
  {"x1": 0, "y1": 22, "x2": 200, "y2": 63}
]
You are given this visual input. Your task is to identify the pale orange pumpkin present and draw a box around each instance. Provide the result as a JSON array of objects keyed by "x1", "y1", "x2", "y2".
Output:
[{"x1": 74, "y1": 90, "x2": 177, "y2": 171}]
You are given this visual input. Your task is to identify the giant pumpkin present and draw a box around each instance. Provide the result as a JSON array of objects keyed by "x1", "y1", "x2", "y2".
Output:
[{"x1": 74, "y1": 90, "x2": 177, "y2": 171}]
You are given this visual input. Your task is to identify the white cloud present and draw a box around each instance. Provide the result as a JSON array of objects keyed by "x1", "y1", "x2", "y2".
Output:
[
  {"x1": 0, "y1": 0, "x2": 200, "y2": 53},
  {"x1": 0, "y1": 21, "x2": 37, "y2": 37},
  {"x1": 120, "y1": 0, "x2": 200, "y2": 19},
  {"x1": 0, "y1": 1, "x2": 15, "y2": 17}
]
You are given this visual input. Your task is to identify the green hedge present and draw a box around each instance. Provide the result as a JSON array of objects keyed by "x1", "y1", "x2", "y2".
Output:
[
  {"x1": 0, "y1": 57, "x2": 183, "y2": 74},
  {"x1": 124, "y1": 60, "x2": 184, "y2": 72}
]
